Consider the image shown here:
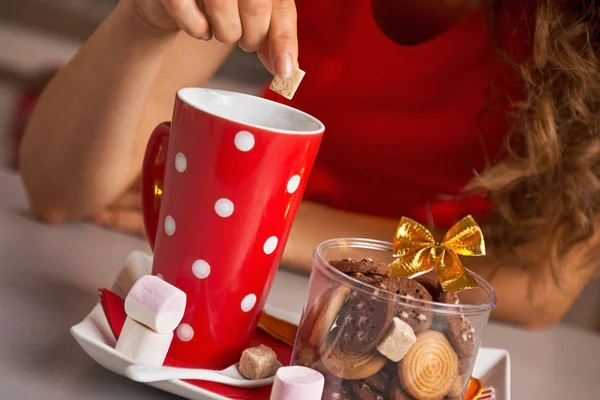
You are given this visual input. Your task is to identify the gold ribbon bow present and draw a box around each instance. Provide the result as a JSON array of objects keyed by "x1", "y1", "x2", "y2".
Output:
[{"x1": 389, "y1": 215, "x2": 485, "y2": 292}]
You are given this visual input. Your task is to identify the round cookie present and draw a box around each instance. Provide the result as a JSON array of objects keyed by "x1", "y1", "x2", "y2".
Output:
[
  {"x1": 350, "y1": 272, "x2": 387, "y2": 285},
  {"x1": 391, "y1": 377, "x2": 414, "y2": 400},
  {"x1": 330, "y1": 259, "x2": 392, "y2": 277},
  {"x1": 447, "y1": 374, "x2": 468, "y2": 398},
  {"x1": 439, "y1": 290, "x2": 461, "y2": 305},
  {"x1": 350, "y1": 381, "x2": 387, "y2": 400},
  {"x1": 439, "y1": 291, "x2": 476, "y2": 358},
  {"x1": 376, "y1": 277, "x2": 433, "y2": 333},
  {"x1": 309, "y1": 285, "x2": 351, "y2": 347},
  {"x1": 322, "y1": 379, "x2": 353, "y2": 400},
  {"x1": 320, "y1": 329, "x2": 388, "y2": 380},
  {"x1": 336, "y1": 290, "x2": 394, "y2": 353},
  {"x1": 363, "y1": 362, "x2": 395, "y2": 393},
  {"x1": 414, "y1": 275, "x2": 443, "y2": 301},
  {"x1": 399, "y1": 331, "x2": 459, "y2": 400},
  {"x1": 300, "y1": 287, "x2": 334, "y2": 343},
  {"x1": 458, "y1": 357, "x2": 471, "y2": 375}
]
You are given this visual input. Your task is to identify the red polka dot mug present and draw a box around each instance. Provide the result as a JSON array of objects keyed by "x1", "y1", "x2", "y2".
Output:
[{"x1": 141, "y1": 88, "x2": 324, "y2": 368}]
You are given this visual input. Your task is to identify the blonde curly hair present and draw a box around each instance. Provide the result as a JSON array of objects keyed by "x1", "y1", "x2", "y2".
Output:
[{"x1": 473, "y1": 0, "x2": 600, "y2": 274}]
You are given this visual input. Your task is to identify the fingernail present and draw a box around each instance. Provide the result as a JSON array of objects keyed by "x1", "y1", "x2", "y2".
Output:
[
  {"x1": 277, "y1": 55, "x2": 293, "y2": 79},
  {"x1": 202, "y1": 31, "x2": 212, "y2": 41}
]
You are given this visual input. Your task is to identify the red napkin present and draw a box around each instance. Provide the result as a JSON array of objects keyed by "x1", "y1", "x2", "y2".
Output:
[{"x1": 98, "y1": 289, "x2": 292, "y2": 400}]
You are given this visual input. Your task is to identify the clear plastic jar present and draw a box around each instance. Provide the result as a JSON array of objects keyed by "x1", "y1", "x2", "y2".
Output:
[{"x1": 291, "y1": 238, "x2": 496, "y2": 400}]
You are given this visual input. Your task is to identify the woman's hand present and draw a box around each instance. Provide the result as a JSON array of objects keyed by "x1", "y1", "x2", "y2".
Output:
[
  {"x1": 89, "y1": 178, "x2": 146, "y2": 238},
  {"x1": 132, "y1": 0, "x2": 298, "y2": 78}
]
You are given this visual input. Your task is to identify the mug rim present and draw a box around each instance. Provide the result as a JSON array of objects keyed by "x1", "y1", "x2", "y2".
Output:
[
  {"x1": 177, "y1": 87, "x2": 325, "y2": 135},
  {"x1": 312, "y1": 238, "x2": 497, "y2": 316}
]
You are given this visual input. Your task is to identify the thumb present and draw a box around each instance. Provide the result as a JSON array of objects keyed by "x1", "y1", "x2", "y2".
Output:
[
  {"x1": 257, "y1": 45, "x2": 299, "y2": 78},
  {"x1": 257, "y1": 46, "x2": 275, "y2": 76}
]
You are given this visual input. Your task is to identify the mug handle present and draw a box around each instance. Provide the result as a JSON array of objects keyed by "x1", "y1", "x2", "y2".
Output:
[{"x1": 141, "y1": 122, "x2": 171, "y2": 251}]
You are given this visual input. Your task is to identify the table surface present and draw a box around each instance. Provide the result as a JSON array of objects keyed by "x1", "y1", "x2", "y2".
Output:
[{"x1": 1, "y1": 168, "x2": 599, "y2": 400}]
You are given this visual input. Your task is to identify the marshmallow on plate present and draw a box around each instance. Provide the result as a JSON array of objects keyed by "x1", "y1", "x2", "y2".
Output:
[
  {"x1": 113, "y1": 251, "x2": 153, "y2": 297},
  {"x1": 124, "y1": 275, "x2": 186, "y2": 334},
  {"x1": 270, "y1": 366, "x2": 324, "y2": 400},
  {"x1": 116, "y1": 317, "x2": 173, "y2": 366}
]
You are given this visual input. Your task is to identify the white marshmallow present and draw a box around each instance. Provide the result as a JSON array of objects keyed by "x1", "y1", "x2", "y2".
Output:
[
  {"x1": 116, "y1": 317, "x2": 173, "y2": 366},
  {"x1": 113, "y1": 251, "x2": 153, "y2": 298},
  {"x1": 376, "y1": 317, "x2": 417, "y2": 362},
  {"x1": 125, "y1": 275, "x2": 186, "y2": 334},
  {"x1": 270, "y1": 366, "x2": 324, "y2": 400}
]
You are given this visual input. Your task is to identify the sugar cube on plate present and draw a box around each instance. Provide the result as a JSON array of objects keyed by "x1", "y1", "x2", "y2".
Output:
[{"x1": 239, "y1": 344, "x2": 279, "y2": 380}]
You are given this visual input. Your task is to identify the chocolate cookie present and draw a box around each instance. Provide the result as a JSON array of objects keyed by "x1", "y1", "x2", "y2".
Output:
[
  {"x1": 414, "y1": 275, "x2": 443, "y2": 301},
  {"x1": 350, "y1": 272, "x2": 387, "y2": 285},
  {"x1": 439, "y1": 291, "x2": 461, "y2": 305},
  {"x1": 364, "y1": 362, "x2": 395, "y2": 393},
  {"x1": 439, "y1": 291, "x2": 476, "y2": 358},
  {"x1": 458, "y1": 357, "x2": 471, "y2": 375},
  {"x1": 330, "y1": 259, "x2": 391, "y2": 277},
  {"x1": 350, "y1": 380, "x2": 387, "y2": 400},
  {"x1": 336, "y1": 290, "x2": 394, "y2": 353},
  {"x1": 376, "y1": 277, "x2": 433, "y2": 333},
  {"x1": 323, "y1": 379, "x2": 353, "y2": 400}
]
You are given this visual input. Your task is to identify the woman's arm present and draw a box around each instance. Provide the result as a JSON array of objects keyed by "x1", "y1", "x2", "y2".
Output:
[
  {"x1": 281, "y1": 201, "x2": 600, "y2": 329},
  {"x1": 19, "y1": 0, "x2": 234, "y2": 222},
  {"x1": 468, "y1": 228, "x2": 600, "y2": 329},
  {"x1": 281, "y1": 201, "x2": 399, "y2": 271},
  {"x1": 87, "y1": 192, "x2": 597, "y2": 328}
]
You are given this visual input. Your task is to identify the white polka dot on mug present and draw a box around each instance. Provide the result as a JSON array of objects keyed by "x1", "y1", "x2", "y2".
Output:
[
  {"x1": 176, "y1": 323, "x2": 194, "y2": 342},
  {"x1": 214, "y1": 198, "x2": 234, "y2": 218},
  {"x1": 263, "y1": 236, "x2": 279, "y2": 255},
  {"x1": 234, "y1": 131, "x2": 255, "y2": 152},
  {"x1": 241, "y1": 294, "x2": 257, "y2": 312}
]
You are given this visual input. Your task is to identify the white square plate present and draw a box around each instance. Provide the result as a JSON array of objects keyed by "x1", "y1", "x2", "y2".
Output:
[{"x1": 71, "y1": 302, "x2": 510, "y2": 400}]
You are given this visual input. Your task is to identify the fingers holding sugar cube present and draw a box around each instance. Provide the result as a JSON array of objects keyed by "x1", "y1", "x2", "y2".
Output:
[
  {"x1": 125, "y1": 275, "x2": 186, "y2": 334},
  {"x1": 116, "y1": 317, "x2": 173, "y2": 367}
]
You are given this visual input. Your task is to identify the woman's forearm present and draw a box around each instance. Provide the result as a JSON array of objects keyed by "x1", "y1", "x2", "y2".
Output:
[
  {"x1": 282, "y1": 201, "x2": 597, "y2": 329},
  {"x1": 281, "y1": 201, "x2": 399, "y2": 273},
  {"x1": 20, "y1": 1, "x2": 178, "y2": 221},
  {"x1": 465, "y1": 260, "x2": 539, "y2": 327}
]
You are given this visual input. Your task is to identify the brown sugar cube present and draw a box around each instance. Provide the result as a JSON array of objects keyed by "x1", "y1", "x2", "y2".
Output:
[
  {"x1": 269, "y1": 68, "x2": 306, "y2": 100},
  {"x1": 376, "y1": 317, "x2": 417, "y2": 362},
  {"x1": 238, "y1": 344, "x2": 279, "y2": 380}
]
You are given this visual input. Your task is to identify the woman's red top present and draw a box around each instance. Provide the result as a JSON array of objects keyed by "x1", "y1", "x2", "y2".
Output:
[{"x1": 262, "y1": 0, "x2": 533, "y2": 228}]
